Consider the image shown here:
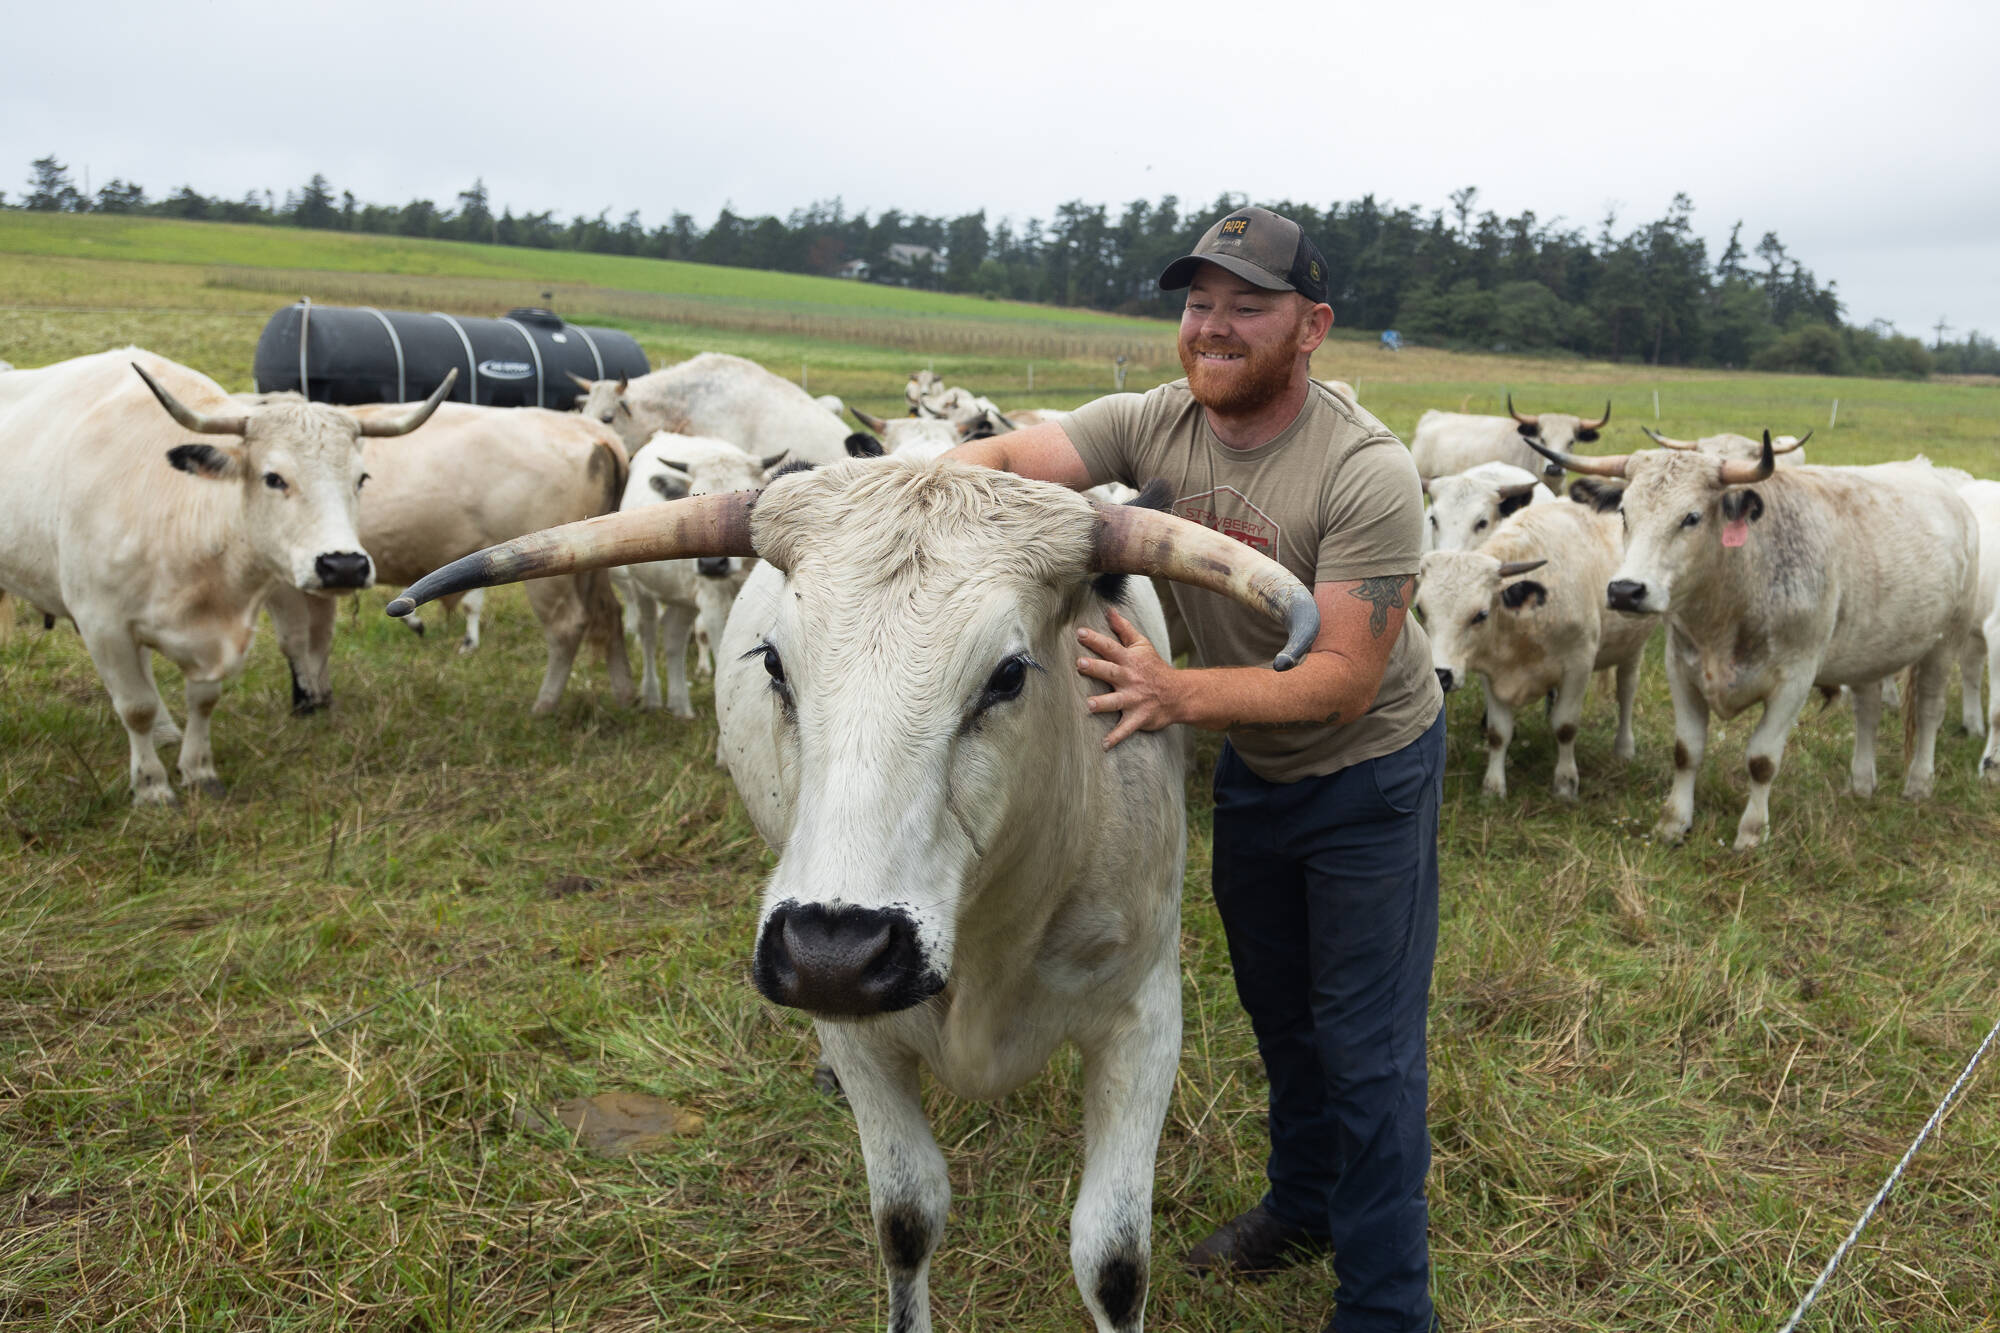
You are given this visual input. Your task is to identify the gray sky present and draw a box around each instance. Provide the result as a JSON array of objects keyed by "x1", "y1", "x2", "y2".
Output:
[{"x1": 7, "y1": 0, "x2": 1995, "y2": 340}]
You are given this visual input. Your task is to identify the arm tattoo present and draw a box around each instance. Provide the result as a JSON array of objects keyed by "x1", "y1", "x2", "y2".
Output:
[{"x1": 1348, "y1": 576, "x2": 1410, "y2": 638}]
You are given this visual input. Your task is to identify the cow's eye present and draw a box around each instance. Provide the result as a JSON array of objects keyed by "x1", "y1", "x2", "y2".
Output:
[
  {"x1": 977, "y1": 655, "x2": 1036, "y2": 710},
  {"x1": 760, "y1": 644, "x2": 785, "y2": 684},
  {"x1": 263, "y1": 472, "x2": 287, "y2": 491},
  {"x1": 1681, "y1": 512, "x2": 1700, "y2": 529},
  {"x1": 1474, "y1": 519, "x2": 1488, "y2": 532},
  {"x1": 1469, "y1": 610, "x2": 1488, "y2": 627},
  {"x1": 357, "y1": 472, "x2": 371, "y2": 491}
]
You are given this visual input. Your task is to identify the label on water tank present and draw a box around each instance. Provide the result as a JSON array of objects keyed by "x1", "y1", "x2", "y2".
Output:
[{"x1": 478, "y1": 359, "x2": 534, "y2": 380}]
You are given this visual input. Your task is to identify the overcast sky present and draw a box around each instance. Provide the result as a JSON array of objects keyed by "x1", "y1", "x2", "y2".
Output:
[{"x1": 7, "y1": 0, "x2": 1995, "y2": 340}]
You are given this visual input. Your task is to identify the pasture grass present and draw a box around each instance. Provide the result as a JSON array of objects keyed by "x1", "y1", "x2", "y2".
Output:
[{"x1": 4, "y1": 231, "x2": 2000, "y2": 1330}]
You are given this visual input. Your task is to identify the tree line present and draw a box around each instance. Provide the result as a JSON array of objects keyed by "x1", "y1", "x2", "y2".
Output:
[{"x1": 13, "y1": 155, "x2": 1996, "y2": 379}]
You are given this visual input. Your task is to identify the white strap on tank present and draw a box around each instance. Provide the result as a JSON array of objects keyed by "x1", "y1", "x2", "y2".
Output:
[
  {"x1": 499, "y1": 317, "x2": 546, "y2": 407},
  {"x1": 430, "y1": 312, "x2": 478, "y2": 403},
  {"x1": 570, "y1": 323, "x2": 607, "y2": 380},
  {"x1": 360, "y1": 307, "x2": 408, "y2": 403},
  {"x1": 297, "y1": 299, "x2": 312, "y2": 400}
]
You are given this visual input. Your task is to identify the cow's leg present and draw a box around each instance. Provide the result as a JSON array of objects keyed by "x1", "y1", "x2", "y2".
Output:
[
  {"x1": 266, "y1": 584, "x2": 336, "y2": 714},
  {"x1": 1982, "y1": 614, "x2": 2000, "y2": 781},
  {"x1": 817, "y1": 1025, "x2": 947, "y2": 1333},
  {"x1": 659, "y1": 602, "x2": 697, "y2": 720},
  {"x1": 1955, "y1": 629, "x2": 1985, "y2": 736},
  {"x1": 1548, "y1": 664, "x2": 1592, "y2": 801},
  {"x1": 1657, "y1": 632, "x2": 1709, "y2": 843},
  {"x1": 693, "y1": 619, "x2": 714, "y2": 678},
  {"x1": 140, "y1": 652, "x2": 181, "y2": 747},
  {"x1": 1612, "y1": 655, "x2": 1640, "y2": 761},
  {"x1": 693, "y1": 578, "x2": 735, "y2": 684},
  {"x1": 1479, "y1": 694, "x2": 1514, "y2": 798},
  {"x1": 634, "y1": 593, "x2": 663, "y2": 711},
  {"x1": 522, "y1": 579, "x2": 586, "y2": 715},
  {"x1": 1071, "y1": 966, "x2": 1178, "y2": 1333},
  {"x1": 1848, "y1": 679, "x2": 1882, "y2": 798},
  {"x1": 1903, "y1": 652, "x2": 1951, "y2": 801},
  {"x1": 81, "y1": 627, "x2": 174, "y2": 805},
  {"x1": 1880, "y1": 673, "x2": 1902, "y2": 711},
  {"x1": 1734, "y1": 672, "x2": 1818, "y2": 850},
  {"x1": 458, "y1": 587, "x2": 486, "y2": 654},
  {"x1": 175, "y1": 676, "x2": 228, "y2": 797}
]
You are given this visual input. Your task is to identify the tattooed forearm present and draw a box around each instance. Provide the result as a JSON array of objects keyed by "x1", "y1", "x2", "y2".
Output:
[{"x1": 1348, "y1": 576, "x2": 1411, "y2": 638}]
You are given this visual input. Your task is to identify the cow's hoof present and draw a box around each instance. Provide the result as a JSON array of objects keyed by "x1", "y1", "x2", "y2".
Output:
[
  {"x1": 1902, "y1": 778, "x2": 1935, "y2": 802},
  {"x1": 638, "y1": 698, "x2": 662, "y2": 713},
  {"x1": 1480, "y1": 779, "x2": 1506, "y2": 800},
  {"x1": 1850, "y1": 776, "x2": 1876, "y2": 799},
  {"x1": 1552, "y1": 774, "x2": 1579, "y2": 802},
  {"x1": 812, "y1": 1062, "x2": 845, "y2": 1100},
  {"x1": 131, "y1": 782, "x2": 176, "y2": 808},
  {"x1": 670, "y1": 707, "x2": 696, "y2": 722},
  {"x1": 1653, "y1": 818, "x2": 1690, "y2": 844},
  {"x1": 1981, "y1": 758, "x2": 1999, "y2": 783},
  {"x1": 190, "y1": 777, "x2": 227, "y2": 799}
]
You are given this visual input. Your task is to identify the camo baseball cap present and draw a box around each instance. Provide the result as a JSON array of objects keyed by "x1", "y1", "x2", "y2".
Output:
[{"x1": 1158, "y1": 206, "x2": 1330, "y2": 305}]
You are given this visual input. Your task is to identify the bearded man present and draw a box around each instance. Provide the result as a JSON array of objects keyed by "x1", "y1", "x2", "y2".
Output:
[{"x1": 947, "y1": 206, "x2": 1443, "y2": 1333}]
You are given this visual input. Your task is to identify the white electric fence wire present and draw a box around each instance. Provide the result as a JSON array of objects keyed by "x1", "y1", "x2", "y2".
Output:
[{"x1": 1775, "y1": 1007, "x2": 2000, "y2": 1333}]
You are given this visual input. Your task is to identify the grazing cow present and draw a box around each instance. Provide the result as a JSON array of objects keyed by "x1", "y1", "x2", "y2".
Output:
[
  {"x1": 264, "y1": 400, "x2": 633, "y2": 715},
  {"x1": 612, "y1": 432, "x2": 781, "y2": 718},
  {"x1": 849, "y1": 406, "x2": 960, "y2": 458},
  {"x1": 904, "y1": 369, "x2": 942, "y2": 414},
  {"x1": 1410, "y1": 396, "x2": 1611, "y2": 484},
  {"x1": 1532, "y1": 434, "x2": 1980, "y2": 849},
  {"x1": 0, "y1": 348, "x2": 450, "y2": 803},
  {"x1": 569, "y1": 353, "x2": 847, "y2": 464},
  {"x1": 1641, "y1": 427, "x2": 1810, "y2": 468},
  {"x1": 1421, "y1": 460, "x2": 1552, "y2": 553},
  {"x1": 1417, "y1": 495, "x2": 1651, "y2": 798},
  {"x1": 386, "y1": 456, "x2": 1319, "y2": 1333}
]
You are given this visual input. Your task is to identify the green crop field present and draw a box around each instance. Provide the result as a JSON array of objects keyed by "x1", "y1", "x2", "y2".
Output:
[{"x1": 3, "y1": 220, "x2": 1999, "y2": 1332}]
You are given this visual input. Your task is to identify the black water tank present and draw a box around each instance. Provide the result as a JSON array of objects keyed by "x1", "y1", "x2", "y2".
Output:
[{"x1": 253, "y1": 302, "x2": 650, "y2": 408}]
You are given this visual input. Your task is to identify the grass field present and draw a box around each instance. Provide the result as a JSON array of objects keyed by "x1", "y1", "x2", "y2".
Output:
[{"x1": 4, "y1": 220, "x2": 2000, "y2": 1331}]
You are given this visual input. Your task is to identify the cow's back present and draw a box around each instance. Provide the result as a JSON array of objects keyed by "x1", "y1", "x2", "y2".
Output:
[
  {"x1": 634, "y1": 354, "x2": 850, "y2": 466},
  {"x1": 1410, "y1": 410, "x2": 1533, "y2": 480}
]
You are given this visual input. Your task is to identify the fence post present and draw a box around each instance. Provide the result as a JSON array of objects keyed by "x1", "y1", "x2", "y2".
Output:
[
  {"x1": 801, "y1": 361, "x2": 809, "y2": 394},
  {"x1": 1829, "y1": 398, "x2": 1839, "y2": 430},
  {"x1": 1028, "y1": 363, "x2": 1034, "y2": 392},
  {"x1": 1653, "y1": 388, "x2": 1660, "y2": 420}
]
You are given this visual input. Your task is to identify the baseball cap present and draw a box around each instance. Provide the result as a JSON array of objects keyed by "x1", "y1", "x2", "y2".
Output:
[{"x1": 1158, "y1": 206, "x2": 1330, "y2": 306}]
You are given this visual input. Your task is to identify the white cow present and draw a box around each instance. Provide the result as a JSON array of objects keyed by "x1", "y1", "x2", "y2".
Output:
[
  {"x1": 385, "y1": 455, "x2": 1319, "y2": 1333},
  {"x1": 849, "y1": 406, "x2": 960, "y2": 459},
  {"x1": 263, "y1": 400, "x2": 634, "y2": 715},
  {"x1": 1410, "y1": 396, "x2": 1611, "y2": 484},
  {"x1": 1420, "y1": 460, "x2": 1552, "y2": 553},
  {"x1": 1535, "y1": 434, "x2": 1981, "y2": 849},
  {"x1": 612, "y1": 432, "x2": 780, "y2": 718},
  {"x1": 1417, "y1": 496, "x2": 1652, "y2": 798},
  {"x1": 0, "y1": 349, "x2": 449, "y2": 802},
  {"x1": 569, "y1": 353, "x2": 849, "y2": 464}
]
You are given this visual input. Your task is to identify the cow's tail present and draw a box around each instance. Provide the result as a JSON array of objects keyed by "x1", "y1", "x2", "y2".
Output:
[
  {"x1": 1901, "y1": 664, "x2": 1920, "y2": 767},
  {"x1": 581, "y1": 437, "x2": 632, "y2": 678}
]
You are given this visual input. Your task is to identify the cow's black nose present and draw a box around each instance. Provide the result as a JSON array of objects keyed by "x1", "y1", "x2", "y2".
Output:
[
  {"x1": 696, "y1": 556, "x2": 732, "y2": 578},
  {"x1": 315, "y1": 552, "x2": 372, "y2": 589},
  {"x1": 1606, "y1": 579, "x2": 1646, "y2": 611},
  {"x1": 1435, "y1": 668, "x2": 1456, "y2": 692},
  {"x1": 753, "y1": 902, "x2": 940, "y2": 1016}
]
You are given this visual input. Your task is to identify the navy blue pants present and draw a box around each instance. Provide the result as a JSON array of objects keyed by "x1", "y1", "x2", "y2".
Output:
[{"x1": 1210, "y1": 710, "x2": 1444, "y2": 1333}]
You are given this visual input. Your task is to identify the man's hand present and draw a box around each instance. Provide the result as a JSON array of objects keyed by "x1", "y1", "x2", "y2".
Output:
[{"x1": 1076, "y1": 608, "x2": 1180, "y2": 750}]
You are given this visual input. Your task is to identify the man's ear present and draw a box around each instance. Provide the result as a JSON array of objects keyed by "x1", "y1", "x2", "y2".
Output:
[
  {"x1": 167, "y1": 443, "x2": 244, "y2": 479},
  {"x1": 1500, "y1": 580, "x2": 1548, "y2": 611}
]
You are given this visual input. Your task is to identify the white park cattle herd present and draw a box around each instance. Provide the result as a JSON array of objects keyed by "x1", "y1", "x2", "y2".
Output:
[{"x1": 1409, "y1": 395, "x2": 1611, "y2": 483}]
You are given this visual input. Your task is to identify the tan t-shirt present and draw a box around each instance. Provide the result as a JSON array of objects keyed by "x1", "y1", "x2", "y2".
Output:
[{"x1": 1065, "y1": 378, "x2": 1441, "y2": 782}]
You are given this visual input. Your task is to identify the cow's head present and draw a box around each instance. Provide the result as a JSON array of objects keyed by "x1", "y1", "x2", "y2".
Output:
[
  {"x1": 568, "y1": 372, "x2": 630, "y2": 428},
  {"x1": 1525, "y1": 431, "x2": 1777, "y2": 616},
  {"x1": 1422, "y1": 461, "x2": 1544, "y2": 553},
  {"x1": 1509, "y1": 395, "x2": 1610, "y2": 480},
  {"x1": 386, "y1": 458, "x2": 1317, "y2": 1019},
  {"x1": 137, "y1": 364, "x2": 453, "y2": 593},
  {"x1": 625, "y1": 432, "x2": 785, "y2": 582},
  {"x1": 1415, "y1": 550, "x2": 1549, "y2": 693},
  {"x1": 1641, "y1": 426, "x2": 1810, "y2": 470}
]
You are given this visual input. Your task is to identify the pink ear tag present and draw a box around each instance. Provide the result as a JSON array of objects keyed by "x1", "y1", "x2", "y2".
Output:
[{"x1": 1721, "y1": 517, "x2": 1749, "y2": 548}]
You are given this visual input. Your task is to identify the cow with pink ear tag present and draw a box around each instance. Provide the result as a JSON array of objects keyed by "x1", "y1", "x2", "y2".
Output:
[{"x1": 1529, "y1": 430, "x2": 1980, "y2": 851}]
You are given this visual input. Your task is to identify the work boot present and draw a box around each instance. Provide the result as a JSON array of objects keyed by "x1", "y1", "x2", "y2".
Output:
[{"x1": 1184, "y1": 1202, "x2": 1331, "y2": 1279}]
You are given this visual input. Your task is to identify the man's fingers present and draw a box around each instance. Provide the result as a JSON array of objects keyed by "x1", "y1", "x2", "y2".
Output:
[
  {"x1": 1102, "y1": 710, "x2": 1144, "y2": 750},
  {"x1": 1104, "y1": 607, "x2": 1151, "y2": 651},
  {"x1": 1076, "y1": 657, "x2": 1123, "y2": 686},
  {"x1": 1076, "y1": 625, "x2": 1122, "y2": 658},
  {"x1": 1085, "y1": 689, "x2": 1135, "y2": 715}
]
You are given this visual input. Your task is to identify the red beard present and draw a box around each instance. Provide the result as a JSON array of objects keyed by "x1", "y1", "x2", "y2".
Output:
[{"x1": 1179, "y1": 325, "x2": 1302, "y2": 413}]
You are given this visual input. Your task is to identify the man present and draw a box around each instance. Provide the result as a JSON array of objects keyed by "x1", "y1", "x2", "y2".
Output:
[{"x1": 946, "y1": 206, "x2": 1444, "y2": 1333}]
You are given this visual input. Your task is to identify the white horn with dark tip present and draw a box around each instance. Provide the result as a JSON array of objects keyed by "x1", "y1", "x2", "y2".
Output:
[
  {"x1": 1088, "y1": 500, "x2": 1320, "y2": 671},
  {"x1": 356, "y1": 369, "x2": 458, "y2": 437},
  {"x1": 851, "y1": 406, "x2": 890, "y2": 433},
  {"x1": 1641, "y1": 426, "x2": 1699, "y2": 450},
  {"x1": 1497, "y1": 559, "x2": 1548, "y2": 578},
  {"x1": 1716, "y1": 432, "x2": 1777, "y2": 486},
  {"x1": 132, "y1": 362, "x2": 247, "y2": 436},
  {"x1": 1525, "y1": 436, "x2": 1631, "y2": 478}
]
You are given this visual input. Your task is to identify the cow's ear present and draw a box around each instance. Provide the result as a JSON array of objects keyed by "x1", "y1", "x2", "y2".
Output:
[
  {"x1": 1497, "y1": 490, "x2": 1535, "y2": 519},
  {"x1": 1500, "y1": 580, "x2": 1548, "y2": 611},
  {"x1": 843, "y1": 432, "x2": 885, "y2": 459},
  {"x1": 167, "y1": 442, "x2": 243, "y2": 480},
  {"x1": 1720, "y1": 489, "x2": 1765, "y2": 522},
  {"x1": 1576, "y1": 428, "x2": 1600, "y2": 443},
  {"x1": 648, "y1": 469, "x2": 690, "y2": 500},
  {"x1": 1568, "y1": 478, "x2": 1624, "y2": 513},
  {"x1": 1516, "y1": 421, "x2": 1541, "y2": 438}
]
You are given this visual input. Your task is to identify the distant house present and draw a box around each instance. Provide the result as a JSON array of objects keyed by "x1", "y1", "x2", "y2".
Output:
[
  {"x1": 886, "y1": 242, "x2": 942, "y2": 272},
  {"x1": 836, "y1": 258, "x2": 870, "y2": 281}
]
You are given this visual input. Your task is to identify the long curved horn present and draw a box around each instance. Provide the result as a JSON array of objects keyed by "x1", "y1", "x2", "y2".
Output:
[
  {"x1": 1641, "y1": 426, "x2": 1700, "y2": 450},
  {"x1": 1525, "y1": 437, "x2": 1630, "y2": 478},
  {"x1": 1579, "y1": 400, "x2": 1612, "y2": 430},
  {"x1": 132, "y1": 362, "x2": 247, "y2": 436},
  {"x1": 1496, "y1": 559, "x2": 1548, "y2": 578},
  {"x1": 1089, "y1": 501, "x2": 1319, "y2": 671},
  {"x1": 851, "y1": 405, "x2": 890, "y2": 433},
  {"x1": 356, "y1": 369, "x2": 458, "y2": 437},
  {"x1": 387, "y1": 489, "x2": 756, "y2": 618},
  {"x1": 1717, "y1": 432, "x2": 1777, "y2": 486},
  {"x1": 1771, "y1": 429, "x2": 1811, "y2": 454},
  {"x1": 567, "y1": 371, "x2": 595, "y2": 392},
  {"x1": 1506, "y1": 392, "x2": 1537, "y2": 426}
]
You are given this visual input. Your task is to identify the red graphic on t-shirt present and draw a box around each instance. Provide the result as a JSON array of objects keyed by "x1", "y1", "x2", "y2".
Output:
[{"x1": 1173, "y1": 487, "x2": 1281, "y2": 563}]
